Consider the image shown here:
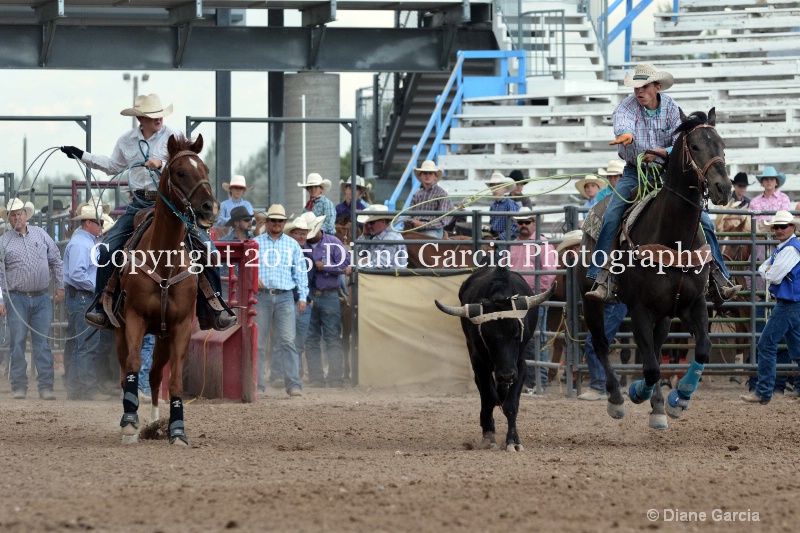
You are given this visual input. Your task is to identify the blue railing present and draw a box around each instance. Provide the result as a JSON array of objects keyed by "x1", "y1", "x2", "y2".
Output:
[
  {"x1": 593, "y1": 0, "x2": 679, "y2": 63},
  {"x1": 386, "y1": 50, "x2": 527, "y2": 210}
]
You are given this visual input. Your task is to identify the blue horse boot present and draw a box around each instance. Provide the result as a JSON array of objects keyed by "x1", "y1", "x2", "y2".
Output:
[
  {"x1": 666, "y1": 360, "x2": 704, "y2": 419},
  {"x1": 628, "y1": 379, "x2": 655, "y2": 405}
]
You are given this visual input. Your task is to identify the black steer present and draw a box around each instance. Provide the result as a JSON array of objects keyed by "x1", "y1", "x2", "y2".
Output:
[{"x1": 436, "y1": 267, "x2": 555, "y2": 451}]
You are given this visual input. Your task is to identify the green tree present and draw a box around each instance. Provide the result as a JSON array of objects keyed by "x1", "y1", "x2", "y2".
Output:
[{"x1": 340, "y1": 149, "x2": 352, "y2": 180}]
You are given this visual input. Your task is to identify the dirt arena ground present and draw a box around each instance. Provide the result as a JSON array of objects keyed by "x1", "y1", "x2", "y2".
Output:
[{"x1": 0, "y1": 376, "x2": 797, "y2": 533}]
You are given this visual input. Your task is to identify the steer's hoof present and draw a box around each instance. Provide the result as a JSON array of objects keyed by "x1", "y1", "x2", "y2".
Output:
[
  {"x1": 607, "y1": 401, "x2": 625, "y2": 419},
  {"x1": 506, "y1": 443, "x2": 524, "y2": 452},
  {"x1": 649, "y1": 413, "x2": 669, "y2": 430},
  {"x1": 481, "y1": 432, "x2": 497, "y2": 450}
]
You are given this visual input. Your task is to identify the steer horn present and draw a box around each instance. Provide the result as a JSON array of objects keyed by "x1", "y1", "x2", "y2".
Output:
[
  {"x1": 524, "y1": 282, "x2": 557, "y2": 308},
  {"x1": 434, "y1": 300, "x2": 482, "y2": 318}
]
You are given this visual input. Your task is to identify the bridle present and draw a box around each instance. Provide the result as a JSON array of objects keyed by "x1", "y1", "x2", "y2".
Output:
[
  {"x1": 680, "y1": 123, "x2": 726, "y2": 202},
  {"x1": 161, "y1": 149, "x2": 214, "y2": 229}
]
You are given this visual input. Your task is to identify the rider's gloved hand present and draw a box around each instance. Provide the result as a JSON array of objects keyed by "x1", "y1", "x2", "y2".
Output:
[
  {"x1": 60, "y1": 146, "x2": 84, "y2": 160},
  {"x1": 609, "y1": 133, "x2": 633, "y2": 146}
]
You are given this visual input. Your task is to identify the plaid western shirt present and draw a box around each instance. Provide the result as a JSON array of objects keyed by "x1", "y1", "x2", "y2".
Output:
[
  {"x1": 362, "y1": 228, "x2": 408, "y2": 269},
  {"x1": 0, "y1": 224, "x2": 64, "y2": 294},
  {"x1": 252, "y1": 232, "x2": 309, "y2": 302},
  {"x1": 409, "y1": 183, "x2": 454, "y2": 229},
  {"x1": 306, "y1": 196, "x2": 337, "y2": 236},
  {"x1": 490, "y1": 197, "x2": 520, "y2": 240},
  {"x1": 613, "y1": 94, "x2": 681, "y2": 166}
]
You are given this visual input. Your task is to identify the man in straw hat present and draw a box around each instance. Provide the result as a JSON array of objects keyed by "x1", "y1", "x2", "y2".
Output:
[
  {"x1": 62, "y1": 203, "x2": 110, "y2": 401},
  {"x1": 299, "y1": 173, "x2": 337, "y2": 237},
  {"x1": 586, "y1": 63, "x2": 739, "y2": 305},
  {"x1": 218, "y1": 175, "x2": 254, "y2": 227},
  {"x1": 575, "y1": 174, "x2": 607, "y2": 225},
  {"x1": 357, "y1": 205, "x2": 408, "y2": 269},
  {"x1": 0, "y1": 199, "x2": 64, "y2": 400},
  {"x1": 252, "y1": 204, "x2": 308, "y2": 397},
  {"x1": 62, "y1": 94, "x2": 236, "y2": 332},
  {"x1": 406, "y1": 160, "x2": 454, "y2": 239},
  {"x1": 594, "y1": 159, "x2": 625, "y2": 204},
  {"x1": 485, "y1": 171, "x2": 520, "y2": 241},
  {"x1": 740, "y1": 211, "x2": 800, "y2": 405}
]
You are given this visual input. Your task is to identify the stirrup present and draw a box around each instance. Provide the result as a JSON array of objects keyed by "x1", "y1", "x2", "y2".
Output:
[{"x1": 85, "y1": 310, "x2": 111, "y2": 330}]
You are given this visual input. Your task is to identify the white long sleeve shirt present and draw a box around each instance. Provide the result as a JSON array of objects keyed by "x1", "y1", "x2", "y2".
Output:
[{"x1": 759, "y1": 236, "x2": 800, "y2": 285}]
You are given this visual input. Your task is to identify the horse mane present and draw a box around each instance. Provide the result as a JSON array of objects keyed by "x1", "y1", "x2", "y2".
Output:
[
  {"x1": 673, "y1": 110, "x2": 708, "y2": 135},
  {"x1": 169, "y1": 134, "x2": 194, "y2": 153}
]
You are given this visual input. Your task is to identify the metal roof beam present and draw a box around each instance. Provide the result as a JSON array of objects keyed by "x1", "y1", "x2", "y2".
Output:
[{"x1": 301, "y1": 0, "x2": 335, "y2": 26}]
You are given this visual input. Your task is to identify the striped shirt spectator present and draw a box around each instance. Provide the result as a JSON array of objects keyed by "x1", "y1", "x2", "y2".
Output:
[
  {"x1": 612, "y1": 93, "x2": 681, "y2": 166},
  {"x1": 0, "y1": 223, "x2": 64, "y2": 293},
  {"x1": 63, "y1": 228, "x2": 98, "y2": 292}
]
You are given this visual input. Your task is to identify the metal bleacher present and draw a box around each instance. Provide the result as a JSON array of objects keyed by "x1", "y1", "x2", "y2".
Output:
[{"x1": 427, "y1": 0, "x2": 800, "y2": 205}]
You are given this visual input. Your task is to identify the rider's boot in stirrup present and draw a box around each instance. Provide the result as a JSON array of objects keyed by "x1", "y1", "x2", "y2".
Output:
[
  {"x1": 586, "y1": 267, "x2": 617, "y2": 303},
  {"x1": 709, "y1": 264, "x2": 742, "y2": 308}
]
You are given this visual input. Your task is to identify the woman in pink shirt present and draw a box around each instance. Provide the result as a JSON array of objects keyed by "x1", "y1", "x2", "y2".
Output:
[{"x1": 749, "y1": 167, "x2": 791, "y2": 229}]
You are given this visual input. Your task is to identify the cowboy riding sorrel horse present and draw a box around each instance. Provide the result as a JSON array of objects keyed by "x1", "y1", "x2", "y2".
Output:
[
  {"x1": 114, "y1": 134, "x2": 219, "y2": 446},
  {"x1": 577, "y1": 109, "x2": 731, "y2": 430}
]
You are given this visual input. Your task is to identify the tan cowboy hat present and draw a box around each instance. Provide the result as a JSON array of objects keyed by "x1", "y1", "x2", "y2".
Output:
[
  {"x1": 297, "y1": 173, "x2": 332, "y2": 194},
  {"x1": 303, "y1": 212, "x2": 326, "y2": 239},
  {"x1": 284, "y1": 215, "x2": 311, "y2": 235},
  {"x1": 556, "y1": 230, "x2": 584, "y2": 254},
  {"x1": 512, "y1": 207, "x2": 536, "y2": 222},
  {"x1": 341, "y1": 175, "x2": 371, "y2": 191},
  {"x1": 623, "y1": 63, "x2": 674, "y2": 91},
  {"x1": 485, "y1": 171, "x2": 515, "y2": 188},
  {"x1": 413, "y1": 160, "x2": 443, "y2": 179},
  {"x1": 76, "y1": 196, "x2": 111, "y2": 215},
  {"x1": 263, "y1": 204, "x2": 288, "y2": 221},
  {"x1": 71, "y1": 204, "x2": 103, "y2": 221},
  {"x1": 101, "y1": 214, "x2": 115, "y2": 235},
  {"x1": 0, "y1": 198, "x2": 34, "y2": 220},
  {"x1": 356, "y1": 204, "x2": 394, "y2": 225},
  {"x1": 574, "y1": 175, "x2": 608, "y2": 198},
  {"x1": 120, "y1": 94, "x2": 173, "y2": 119},
  {"x1": 222, "y1": 175, "x2": 252, "y2": 192},
  {"x1": 597, "y1": 159, "x2": 625, "y2": 176},
  {"x1": 763, "y1": 210, "x2": 800, "y2": 227}
]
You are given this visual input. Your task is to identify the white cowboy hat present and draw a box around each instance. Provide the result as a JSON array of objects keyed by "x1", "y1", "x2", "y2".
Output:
[
  {"x1": 0, "y1": 198, "x2": 34, "y2": 220},
  {"x1": 302, "y1": 212, "x2": 326, "y2": 239},
  {"x1": 71, "y1": 204, "x2": 103, "y2": 221},
  {"x1": 263, "y1": 204, "x2": 288, "y2": 221},
  {"x1": 556, "y1": 230, "x2": 584, "y2": 254},
  {"x1": 485, "y1": 171, "x2": 515, "y2": 187},
  {"x1": 284, "y1": 215, "x2": 311, "y2": 235},
  {"x1": 120, "y1": 94, "x2": 174, "y2": 119},
  {"x1": 297, "y1": 173, "x2": 332, "y2": 194},
  {"x1": 623, "y1": 63, "x2": 674, "y2": 91},
  {"x1": 341, "y1": 175, "x2": 371, "y2": 191},
  {"x1": 512, "y1": 207, "x2": 536, "y2": 222},
  {"x1": 763, "y1": 210, "x2": 800, "y2": 227},
  {"x1": 356, "y1": 204, "x2": 394, "y2": 225},
  {"x1": 76, "y1": 196, "x2": 111, "y2": 215},
  {"x1": 413, "y1": 160, "x2": 443, "y2": 179},
  {"x1": 597, "y1": 160, "x2": 625, "y2": 176},
  {"x1": 101, "y1": 214, "x2": 115, "y2": 235},
  {"x1": 574, "y1": 175, "x2": 608, "y2": 198},
  {"x1": 222, "y1": 175, "x2": 252, "y2": 192}
]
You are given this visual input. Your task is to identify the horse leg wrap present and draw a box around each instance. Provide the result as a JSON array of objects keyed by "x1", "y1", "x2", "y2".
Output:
[
  {"x1": 120, "y1": 412, "x2": 139, "y2": 429},
  {"x1": 628, "y1": 379, "x2": 655, "y2": 404},
  {"x1": 123, "y1": 372, "x2": 139, "y2": 413},
  {"x1": 668, "y1": 360, "x2": 705, "y2": 411},
  {"x1": 169, "y1": 397, "x2": 188, "y2": 445}
]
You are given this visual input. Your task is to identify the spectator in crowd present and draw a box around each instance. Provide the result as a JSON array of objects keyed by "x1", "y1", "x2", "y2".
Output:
[
  {"x1": 335, "y1": 176, "x2": 371, "y2": 223},
  {"x1": 357, "y1": 205, "x2": 408, "y2": 269},
  {"x1": 299, "y1": 173, "x2": 336, "y2": 236},
  {"x1": 63, "y1": 203, "x2": 109, "y2": 400},
  {"x1": 305, "y1": 212, "x2": 350, "y2": 388},
  {"x1": 510, "y1": 170, "x2": 533, "y2": 210},
  {"x1": 730, "y1": 172, "x2": 752, "y2": 209},
  {"x1": 575, "y1": 175, "x2": 607, "y2": 223},
  {"x1": 220, "y1": 206, "x2": 255, "y2": 242},
  {"x1": 485, "y1": 172, "x2": 519, "y2": 241},
  {"x1": 741, "y1": 211, "x2": 800, "y2": 405},
  {"x1": 41, "y1": 199, "x2": 66, "y2": 241},
  {"x1": 95, "y1": 212, "x2": 118, "y2": 393},
  {"x1": 595, "y1": 159, "x2": 625, "y2": 203},
  {"x1": 0, "y1": 199, "x2": 64, "y2": 400},
  {"x1": 749, "y1": 166, "x2": 791, "y2": 230},
  {"x1": 283, "y1": 214, "x2": 316, "y2": 384},
  {"x1": 405, "y1": 160, "x2": 454, "y2": 238},
  {"x1": 217, "y1": 175, "x2": 254, "y2": 227},
  {"x1": 586, "y1": 63, "x2": 739, "y2": 305},
  {"x1": 252, "y1": 204, "x2": 308, "y2": 397},
  {"x1": 508, "y1": 208, "x2": 557, "y2": 393},
  {"x1": 60, "y1": 93, "x2": 235, "y2": 331}
]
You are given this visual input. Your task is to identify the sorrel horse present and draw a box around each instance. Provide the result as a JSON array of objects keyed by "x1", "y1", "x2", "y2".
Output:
[
  {"x1": 116, "y1": 134, "x2": 218, "y2": 446},
  {"x1": 577, "y1": 109, "x2": 731, "y2": 430}
]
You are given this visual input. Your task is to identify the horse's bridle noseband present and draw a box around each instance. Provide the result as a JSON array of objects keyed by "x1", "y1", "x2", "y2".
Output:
[
  {"x1": 162, "y1": 149, "x2": 214, "y2": 227},
  {"x1": 681, "y1": 123, "x2": 726, "y2": 200}
]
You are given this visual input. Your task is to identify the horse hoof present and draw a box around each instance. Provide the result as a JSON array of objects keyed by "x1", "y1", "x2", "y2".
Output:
[
  {"x1": 665, "y1": 390, "x2": 689, "y2": 419},
  {"x1": 170, "y1": 438, "x2": 189, "y2": 447},
  {"x1": 121, "y1": 433, "x2": 139, "y2": 445},
  {"x1": 649, "y1": 413, "x2": 669, "y2": 430},
  {"x1": 665, "y1": 404, "x2": 684, "y2": 419},
  {"x1": 607, "y1": 401, "x2": 625, "y2": 419}
]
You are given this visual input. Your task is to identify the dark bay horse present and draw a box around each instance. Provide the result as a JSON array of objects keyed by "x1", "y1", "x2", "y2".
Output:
[
  {"x1": 117, "y1": 134, "x2": 218, "y2": 446},
  {"x1": 577, "y1": 109, "x2": 731, "y2": 430}
]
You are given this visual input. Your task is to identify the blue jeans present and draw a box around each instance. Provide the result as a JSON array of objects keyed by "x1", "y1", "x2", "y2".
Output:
[
  {"x1": 588, "y1": 164, "x2": 729, "y2": 279},
  {"x1": 305, "y1": 291, "x2": 345, "y2": 384},
  {"x1": 754, "y1": 300, "x2": 800, "y2": 400},
  {"x1": 255, "y1": 291, "x2": 302, "y2": 393},
  {"x1": 584, "y1": 303, "x2": 628, "y2": 392},
  {"x1": 65, "y1": 290, "x2": 101, "y2": 398},
  {"x1": 138, "y1": 334, "x2": 155, "y2": 395},
  {"x1": 7, "y1": 292, "x2": 55, "y2": 392},
  {"x1": 748, "y1": 304, "x2": 791, "y2": 393},
  {"x1": 295, "y1": 304, "x2": 312, "y2": 356}
]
